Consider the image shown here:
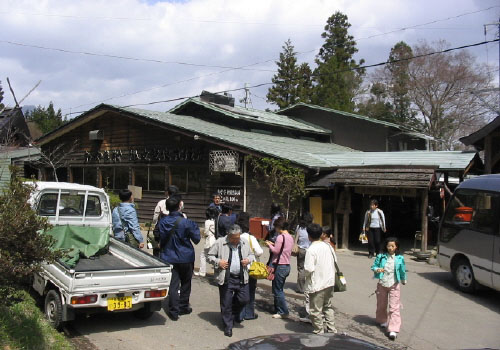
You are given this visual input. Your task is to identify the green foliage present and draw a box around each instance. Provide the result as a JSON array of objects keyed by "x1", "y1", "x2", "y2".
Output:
[
  {"x1": 313, "y1": 11, "x2": 365, "y2": 111},
  {"x1": 106, "y1": 190, "x2": 121, "y2": 209},
  {"x1": 0, "y1": 168, "x2": 62, "y2": 297},
  {"x1": 247, "y1": 156, "x2": 305, "y2": 219},
  {"x1": 266, "y1": 39, "x2": 313, "y2": 109},
  {"x1": 25, "y1": 102, "x2": 65, "y2": 135},
  {"x1": 0, "y1": 289, "x2": 74, "y2": 350}
]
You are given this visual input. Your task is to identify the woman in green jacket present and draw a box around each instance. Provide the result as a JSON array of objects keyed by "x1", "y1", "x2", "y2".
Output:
[{"x1": 371, "y1": 237, "x2": 407, "y2": 341}]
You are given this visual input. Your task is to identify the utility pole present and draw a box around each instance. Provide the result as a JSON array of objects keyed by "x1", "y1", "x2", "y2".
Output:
[
  {"x1": 483, "y1": 18, "x2": 500, "y2": 109},
  {"x1": 242, "y1": 83, "x2": 251, "y2": 109}
]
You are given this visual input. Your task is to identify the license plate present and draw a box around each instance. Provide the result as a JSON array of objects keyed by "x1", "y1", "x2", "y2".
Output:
[{"x1": 107, "y1": 296, "x2": 132, "y2": 311}]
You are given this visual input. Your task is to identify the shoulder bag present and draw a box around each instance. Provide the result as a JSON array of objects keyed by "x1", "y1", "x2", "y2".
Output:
[
  {"x1": 327, "y1": 242, "x2": 347, "y2": 292},
  {"x1": 266, "y1": 235, "x2": 286, "y2": 281}
]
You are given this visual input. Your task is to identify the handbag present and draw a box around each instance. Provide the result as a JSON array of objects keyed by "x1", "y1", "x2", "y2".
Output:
[
  {"x1": 266, "y1": 235, "x2": 285, "y2": 281},
  {"x1": 327, "y1": 242, "x2": 347, "y2": 292},
  {"x1": 248, "y1": 237, "x2": 269, "y2": 279},
  {"x1": 359, "y1": 232, "x2": 368, "y2": 244}
]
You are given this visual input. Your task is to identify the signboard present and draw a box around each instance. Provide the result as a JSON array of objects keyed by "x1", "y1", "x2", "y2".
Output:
[
  {"x1": 209, "y1": 150, "x2": 239, "y2": 173},
  {"x1": 216, "y1": 186, "x2": 242, "y2": 206}
]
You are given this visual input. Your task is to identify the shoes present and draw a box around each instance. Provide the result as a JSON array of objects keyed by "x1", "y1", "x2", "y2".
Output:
[
  {"x1": 272, "y1": 313, "x2": 289, "y2": 319},
  {"x1": 179, "y1": 307, "x2": 192, "y2": 315},
  {"x1": 244, "y1": 314, "x2": 259, "y2": 320},
  {"x1": 167, "y1": 312, "x2": 179, "y2": 321},
  {"x1": 224, "y1": 330, "x2": 233, "y2": 337},
  {"x1": 388, "y1": 331, "x2": 397, "y2": 340},
  {"x1": 299, "y1": 316, "x2": 312, "y2": 323},
  {"x1": 194, "y1": 271, "x2": 206, "y2": 277},
  {"x1": 193, "y1": 271, "x2": 200, "y2": 276},
  {"x1": 368, "y1": 253, "x2": 374, "y2": 258},
  {"x1": 380, "y1": 322, "x2": 387, "y2": 328}
]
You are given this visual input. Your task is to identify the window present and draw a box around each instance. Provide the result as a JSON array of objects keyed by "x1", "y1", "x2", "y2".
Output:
[
  {"x1": 72, "y1": 167, "x2": 83, "y2": 185},
  {"x1": 84, "y1": 168, "x2": 97, "y2": 186},
  {"x1": 115, "y1": 167, "x2": 129, "y2": 190},
  {"x1": 133, "y1": 167, "x2": 148, "y2": 190},
  {"x1": 37, "y1": 193, "x2": 102, "y2": 217},
  {"x1": 170, "y1": 167, "x2": 187, "y2": 192},
  {"x1": 188, "y1": 169, "x2": 204, "y2": 192},
  {"x1": 100, "y1": 167, "x2": 114, "y2": 189},
  {"x1": 150, "y1": 167, "x2": 165, "y2": 191}
]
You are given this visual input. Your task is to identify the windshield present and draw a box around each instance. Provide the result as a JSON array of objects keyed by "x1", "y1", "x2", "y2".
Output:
[{"x1": 38, "y1": 192, "x2": 102, "y2": 217}]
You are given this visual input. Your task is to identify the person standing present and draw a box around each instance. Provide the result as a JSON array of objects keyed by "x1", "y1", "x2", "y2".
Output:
[
  {"x1": 266, "y1": 203, "x2": 282, "y2": 243},
  {"x1": 208, "y1": 193, "x2": 222, "y2": 213},
  {"x1": 304, "y1": 223, "x2": 338, "y2": 334},
  {"x1": 265, "y1": 216, "x2": 293, "y2": 319},
  {"x1": 151, "y1": 185, "x2": 180, "y2": 256},
  {"x1": 237, "y1": 212, "x2": 263, "y2": 321},
  {"x1": 217, "y1": 204, "x2": 235, "y2": 238},
  {"x1": 158, "y1": 196, "x2": 200, "y2": 321},
  {"x1": 371, "y1": 237, "x2": 407, "y2": 341},
  {"x1": 295, "y1": 212, "x2": 313, "y2": 294},
  {"x1": 195, "y1": 206, "x2": 218, "y2": 277},
  {"x1": 112, "y1": 189, "x2": 144, "y2": 249},
  {"x1": 208, "y1": 224, "x2": 254, "y2": 337},
  {"x1": 363, "y1": 199, "x2": 386, "y2": 258}
]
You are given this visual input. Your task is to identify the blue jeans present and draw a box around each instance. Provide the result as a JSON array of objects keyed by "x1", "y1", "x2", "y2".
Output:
[
  {"x1": 240, "y1": 277, "x2": 257, "y2": 319},
  {"x1": 272, "y1": 264, "x2": 290, "y2": 315}
]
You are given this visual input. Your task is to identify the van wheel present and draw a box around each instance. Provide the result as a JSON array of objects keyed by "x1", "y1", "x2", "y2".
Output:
[
  {"x1": 45, "y1": 290, "x2": 64, "y2": 330},
  {"x1": 133, "y1": 307, "x2": 154, "y2": 320},
  {"x1": 453, "y1": 258, "x2": 476, "y2": 293}
]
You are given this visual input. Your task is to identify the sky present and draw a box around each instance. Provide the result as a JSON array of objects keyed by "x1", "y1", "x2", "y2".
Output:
[{"x1": 1, "y1": 0, "x2": 499, "y2": 118}]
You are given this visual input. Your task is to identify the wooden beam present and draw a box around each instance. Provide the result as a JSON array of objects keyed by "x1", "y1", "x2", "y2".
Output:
[
  {"x1": 421, "y1": 189, "x2": 428, "y2": 252},
  {"x1": 341, "y1": 188, "x2": 351, "y2": 249},
  {"x1": 333, "y1": 185, "x2": 339, "y2": 248}
]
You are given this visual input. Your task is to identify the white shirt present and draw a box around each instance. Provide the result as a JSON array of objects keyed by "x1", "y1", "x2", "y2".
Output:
[
  {"x1": 204, "y1": 219, "x2": 216, "y2": 249},
  {"x1": 304, "y1": 241, "x2": 337, "y2": 294},
  {"x1": 369, "y1": 209, "x2": 385, "y2": 229},
  {"x1": 152, "y1": 199, "x2": 168, "y2": 226},
  {"x1": 240, "y1": 232, "x2": 263, "y2": 258},
  {"x1": 380, "y1": 254, "x2": 396, "y2": 287}
]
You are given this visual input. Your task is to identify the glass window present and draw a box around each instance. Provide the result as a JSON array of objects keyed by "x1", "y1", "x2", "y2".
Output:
[
  {"x1": 72, "y1": 167, "x2": 83, "y2": 185},
  {"x1": 188, "y1": 169, "x2": 204, "y2": 192},
  {"x1": 37, "y1": 194, "x2": 58, "y2": 216},
  {"x1": 85, "y1": 195, "x2": 102, "y2": 216},
  {"x1": 59, "y1": 193, "x2": 84, "y2": 216},
  {"x1": 150, "y1": 167, "x2": 165, "y2": 191},
  {"x1": 84, "y1": 168, "x2": 97, "y2": 186},
  {"x1": 134, "y1": 167, "x2": 148, "y2": 190},
  {"x1": 100, "y1": 167, "x2": 114, "y2": 189},
  {"x1": 170, "y1": 167, "x2": 187, "y2": 192},
  {"x1": 37, "y1": 193, "x2": 101, "y2": 217},
  {"x1": 470, "y1": 192, "x2": 500, "y2": 234},
  {"x1": 115, "y1": 167, "x2": 129, "y2": 190}
]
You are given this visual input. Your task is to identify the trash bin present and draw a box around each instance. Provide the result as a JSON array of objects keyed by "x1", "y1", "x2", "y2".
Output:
[{"x1": 249, "y1": 217, "x2": 270, "y2": 240}]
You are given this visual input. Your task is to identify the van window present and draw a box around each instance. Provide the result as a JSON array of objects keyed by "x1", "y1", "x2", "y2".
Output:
[
  {"x1": 442, "y1": 189, "x2": 500, "y2": 241},
  {"x1": 37, "y1": 193, "x2": 102, "y2": 217}
]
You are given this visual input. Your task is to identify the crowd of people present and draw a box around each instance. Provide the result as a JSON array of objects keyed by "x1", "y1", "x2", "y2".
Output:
[{"x1": 111, "y1": 189, "x2": 406, "y2": 341}]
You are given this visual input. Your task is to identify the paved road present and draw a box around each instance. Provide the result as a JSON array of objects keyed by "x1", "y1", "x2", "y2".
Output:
[{"x1": 68, "y1": 240, "x2": 500, "y2": 350}]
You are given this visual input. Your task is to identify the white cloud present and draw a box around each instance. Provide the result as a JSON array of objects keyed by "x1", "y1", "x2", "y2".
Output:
[{"x1": 0, "y1": 0, "x2": 498, "y2": 116}]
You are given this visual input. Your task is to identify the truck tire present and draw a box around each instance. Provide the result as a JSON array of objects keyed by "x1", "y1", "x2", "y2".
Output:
[
  {"x1": 133, "y1": 304, "x2": 155, "y2": 320},
  {"x1": 452, "y1": 258, "x2": 476, "y2": 293},
  {"x1": 45, "y1": 290, "x2": 64, "y2": 330}
]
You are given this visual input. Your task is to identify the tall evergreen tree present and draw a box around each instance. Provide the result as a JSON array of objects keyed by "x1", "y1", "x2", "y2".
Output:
[
  {"x1": 313, "y1": 11, "x2": 365, "y2": 111},
  {"x1": 25, "y1": 102, "x2": 65, "y2": 135},
  {"x1": 267, "y1": 39, "x2": 313, "y2": 109},
  {"x1": 0, "y1": 80, "x2": 5, "y2": 110}
]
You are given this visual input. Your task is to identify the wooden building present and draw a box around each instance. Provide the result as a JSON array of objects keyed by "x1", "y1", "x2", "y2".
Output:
[
  {"x1": 460, "y1": 115, "x2": 500, "y2": 174},
  {"x1": 278, "y1": 103, "x2": 431, "y2": 151}
]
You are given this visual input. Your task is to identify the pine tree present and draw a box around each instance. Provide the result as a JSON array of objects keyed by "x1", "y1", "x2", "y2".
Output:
[
  {"x1": 0, "y1": 80, "x2": 5, "y2": 110},
  {"x1": 25, "y1": 102, "x2": 65, "y2": 134},
  {"x1": 313, "y1": 11, "x2": 365, "y2": 111},
  {"x1": 267, "y1": 39, "x2": 313, "y2": 109}
]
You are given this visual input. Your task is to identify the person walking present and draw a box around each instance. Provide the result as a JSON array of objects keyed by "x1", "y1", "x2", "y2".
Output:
[
  {"x1": 237, "y1": 212, "x2": 263, "y2": 321},
  {"x1": 112, "y1": 189, "x2": 144, "y2": 249},
  {"x1": 304, "y1": 223, "x2": 338, "y2": 334},
  {"x1": 295, "y1": 212, "x2": 313, "y2": 294},
  {"x1": 151, "y1": 185, "x2": 180, "y2": 256},
  {"x1": 266, "y1": 203, "x2": 282, "y2": 243},
  {"x1": 363, "y1": 199, "x2": 386, "y2": 258},
  {"x1": 371, "y1": 237, "x2": 407, "y2": 341},
  {"x1": 158, "y1": 196, "x2": 200, "y2": 321},
  {"x1": 265, "y1": 216, "x2": 293, "y2": 319},
  {"x1": 195, "y1": 206, "x2": 218, "y2": 277},
  {"x1": 208, "y1": 224, "x2": 254, "y2": 337}
]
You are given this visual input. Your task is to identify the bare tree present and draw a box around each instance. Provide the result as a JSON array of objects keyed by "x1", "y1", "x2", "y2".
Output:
[
  {"x1": 32, "y1": 140, "x2": 78, "y2": 182},
  {"x1": 408, "y1": 40, "x2": 495, "y2": 150}
]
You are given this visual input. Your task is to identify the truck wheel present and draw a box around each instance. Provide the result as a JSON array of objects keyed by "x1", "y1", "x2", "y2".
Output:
[
  {"x1": 45, "y1": 290, "x2": 64, "y2": 330},
  {"x1": 133, "y1": 305, "x2": 155, "y2": 320},
  {"x1": 452, "y1": 258, "x2": 476, "y2": 293}
]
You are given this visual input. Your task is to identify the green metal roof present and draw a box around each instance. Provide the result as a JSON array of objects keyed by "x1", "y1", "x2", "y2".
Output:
[
  {"x1": 307, "y1": 151, "x2": 478, "y2": 171},
  {"x1": 169, "y1": 98, "x2": 331, "y2": 134},
  {"x1": 115, "y1": 105, "x2": 353, "y2": 169},
  {"x1": 279, "y1": 102, "x2": 431, "y2": 139}
]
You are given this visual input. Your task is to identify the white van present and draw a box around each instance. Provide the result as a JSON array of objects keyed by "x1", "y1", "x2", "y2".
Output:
[{"x1": 438, "y1": 174, "x2": 500, "y2": 293}]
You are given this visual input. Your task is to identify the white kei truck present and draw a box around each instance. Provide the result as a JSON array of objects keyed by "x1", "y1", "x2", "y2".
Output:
[{"x1": 29, "y1": 182, "x2": 171, "y2": 329}]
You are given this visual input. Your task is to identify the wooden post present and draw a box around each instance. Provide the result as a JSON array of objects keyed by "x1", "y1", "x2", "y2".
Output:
[
  {"x1": 341, "y1": 187, "x2": 351, "y2": 249},
  {"x1": 333, "y1": 185, "x2": 339, "y2": 248},
  {"x1": 421, "y1": 189, "x2": 428, "y2": 252}
]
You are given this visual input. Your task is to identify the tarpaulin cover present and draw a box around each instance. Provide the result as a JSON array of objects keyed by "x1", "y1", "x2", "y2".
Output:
[{"x1": 43, "y1": 225, "x2": 110, "y2": 267}]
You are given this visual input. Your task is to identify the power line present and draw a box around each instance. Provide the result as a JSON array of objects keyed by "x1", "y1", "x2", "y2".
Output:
[
  {"x1": 0, "y1": 39, "x2": 276, "y2": 72},
  {"x1": 72, "y1": 38, "x2": 497, "y2": 113}
]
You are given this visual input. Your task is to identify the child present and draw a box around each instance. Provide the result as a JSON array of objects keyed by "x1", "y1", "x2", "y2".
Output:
[{"x1": 371, "y1": 237, "x2": 407, "y2": 340}]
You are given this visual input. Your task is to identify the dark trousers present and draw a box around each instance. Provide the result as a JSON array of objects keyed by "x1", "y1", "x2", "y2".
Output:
[
  {"x1": 296, "y1": 248, "x2": 307, "y2": 293},
  {"x1": 219, "y1": 275, "x2": 249, "y2": 332},
  {"x1": 367, "y1": 227, "x2": 383, "y2": 255},
  {"x1": 240, "y1": 277, "x2": 257, "y2": 320},
  {"x1": 168, "y1": 262, "x2": 194, "y2": 316}
]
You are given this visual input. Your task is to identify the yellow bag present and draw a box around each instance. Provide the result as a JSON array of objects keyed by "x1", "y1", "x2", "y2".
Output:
[{"x1": 249, "y1": 261, "x2": 269, "y2": 279}]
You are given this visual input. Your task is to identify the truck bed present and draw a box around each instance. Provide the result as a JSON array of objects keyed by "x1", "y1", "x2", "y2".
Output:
[{"x1": 74, "y1": 251, "x2": 136, "y2": 271}]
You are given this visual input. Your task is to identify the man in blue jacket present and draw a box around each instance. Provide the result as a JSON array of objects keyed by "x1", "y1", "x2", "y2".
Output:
[
  {"x1": 112, "y1": 189, "x2": 144, "y2": 249},
  {"x1": 159, "y1": 196, "x2": 200, "y2": 321}
]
